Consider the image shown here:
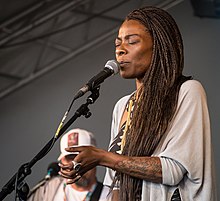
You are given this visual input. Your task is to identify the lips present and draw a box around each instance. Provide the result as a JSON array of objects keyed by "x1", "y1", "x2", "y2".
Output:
[{"x1": 119, "y1": 61, "x2": 130, "y2": 68}]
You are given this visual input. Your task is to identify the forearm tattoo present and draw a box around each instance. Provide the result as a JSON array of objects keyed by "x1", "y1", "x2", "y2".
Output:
[{"x1": 114, "y1": 157, "x2": 162, "y2": 183}]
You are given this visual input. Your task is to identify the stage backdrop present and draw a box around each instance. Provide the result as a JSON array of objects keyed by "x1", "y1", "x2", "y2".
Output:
[{"x1": 0, "y1": 1, "x2": 219, "y2": 200}]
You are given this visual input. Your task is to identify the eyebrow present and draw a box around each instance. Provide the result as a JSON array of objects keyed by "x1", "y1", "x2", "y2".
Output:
[{"x1": 116, "y1": 34, "x2": 140, "y2": 41}]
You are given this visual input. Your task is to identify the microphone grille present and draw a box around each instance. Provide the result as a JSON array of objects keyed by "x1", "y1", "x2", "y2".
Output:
[
  {"x1": 47, "y1": 162, "x2": 59, "y2": 177},
  {"x1": 105, "y1": 60, "x2": 119, "y2": 75}
]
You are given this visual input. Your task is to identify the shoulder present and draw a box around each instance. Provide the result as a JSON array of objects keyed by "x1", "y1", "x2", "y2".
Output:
[
  {"x1": 116, "y1": 94, "x2": 132, "y2": 105},
  {"x1": 28, "y1": 176, "x2": 64, "y2": 200},
  {"x1": 114, "y1": 93, "x2": 134, "y2": 110},
  {"x1": 179, "y1": 79, "x2": 207, "y2": 102},
  {"x1": 45, "y1": 176, "x2": 65, "y2": 189}
]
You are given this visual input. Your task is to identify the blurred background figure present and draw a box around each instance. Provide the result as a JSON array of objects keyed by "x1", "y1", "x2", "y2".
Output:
[
  {"x1": 27, "y1": 161, "x2": 60, "y2": 198},
  {"x1": 27, "y1": 128, "x2": 112, "y2": 201}
]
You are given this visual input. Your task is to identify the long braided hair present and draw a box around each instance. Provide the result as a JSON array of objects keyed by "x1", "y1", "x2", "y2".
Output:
[{"x1": 115, "y1": 6, "x2": 192, "y2": 201}]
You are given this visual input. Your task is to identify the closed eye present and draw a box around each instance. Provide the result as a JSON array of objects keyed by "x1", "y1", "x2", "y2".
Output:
[{"x1": 128, "y1": 41, "x2": 138, "y2": 45}]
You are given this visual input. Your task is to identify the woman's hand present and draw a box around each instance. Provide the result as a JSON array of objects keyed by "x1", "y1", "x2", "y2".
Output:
[
  {"x1": 59, "y1": 146, "x2": 108, "y2": 184},
  {"x1": 59, "y1": 161, "x2": 81, "y2": 184}
]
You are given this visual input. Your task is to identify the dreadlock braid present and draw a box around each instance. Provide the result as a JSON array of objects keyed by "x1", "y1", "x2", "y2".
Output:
[{"x1": 115, "y1": 6, "x2": 192, "y2": 201}]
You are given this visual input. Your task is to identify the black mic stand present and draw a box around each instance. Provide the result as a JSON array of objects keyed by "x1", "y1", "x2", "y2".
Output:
[{"x1": 0, "y1": 87, "x2": 100, "y2": 201}]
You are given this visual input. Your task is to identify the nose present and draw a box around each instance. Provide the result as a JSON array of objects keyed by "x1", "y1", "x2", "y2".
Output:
[
  {"x1": 115, "y1": 47, "x2": 126, "y2": 57},
  {"x1": 115, "y1": 49, "x2": 126, "y2": 56}
]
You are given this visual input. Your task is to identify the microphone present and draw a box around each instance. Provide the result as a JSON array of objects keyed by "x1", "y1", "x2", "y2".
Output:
[
  {"x1": 73, "y1": 60, "x2": 119, "y2": 100},
  {"x1": 45, "y1": 162, "x2": 59, "y2": 180}
]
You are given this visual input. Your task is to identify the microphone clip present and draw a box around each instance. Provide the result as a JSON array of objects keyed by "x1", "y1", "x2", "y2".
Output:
[
  {"x1": 75, "y1": 86, "x2": 100, "y2": 119},
  {"x1": 87, "y1": 86, "x2": 100, "y2": 104}
]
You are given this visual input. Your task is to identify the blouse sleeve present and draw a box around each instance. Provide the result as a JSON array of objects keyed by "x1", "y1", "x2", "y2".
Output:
[{"x1": 158, "y1": 80, "x2": 212, "y2": 187}]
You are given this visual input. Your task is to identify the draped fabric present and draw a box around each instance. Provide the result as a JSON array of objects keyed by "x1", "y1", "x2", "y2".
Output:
[{"x1": 104, "y1": 80, "x2": 218, "y2": 201}]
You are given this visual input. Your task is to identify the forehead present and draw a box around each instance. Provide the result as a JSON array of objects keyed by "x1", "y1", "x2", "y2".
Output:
[{"x1": 118, "y1": 20, "x2": 149, "y2": 38}]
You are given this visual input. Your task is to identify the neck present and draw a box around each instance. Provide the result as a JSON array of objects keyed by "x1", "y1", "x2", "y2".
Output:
[
  {"x1": 136, "y1": 78, "x2": 143, "y2": 90},
  {"x1": 135, "y1": 79, "x2": 143, "y2": 98}
]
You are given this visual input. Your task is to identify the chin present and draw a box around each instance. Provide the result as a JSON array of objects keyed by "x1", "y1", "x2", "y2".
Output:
[
  {"x1": 75, "y1": 178, "x2": 90, "y2": 187},
  {"x1": 120, "y1": 72, "x2": 135, "y2": 79}
]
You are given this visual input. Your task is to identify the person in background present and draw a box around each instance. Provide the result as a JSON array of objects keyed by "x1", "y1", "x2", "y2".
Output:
[
  {"x1": 28, "y1": 128, "x2": 112, "y2": 201},
  {"x1": 59, "y1": 5, "x2": 217, "y2": 201}
]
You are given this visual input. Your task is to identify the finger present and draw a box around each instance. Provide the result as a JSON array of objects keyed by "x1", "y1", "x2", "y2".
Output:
[
  {"x1": 60, "y1": 166, "x2": 75, "y2": 175},
  {"x1": 65, "y1": 146, "x2": 80, "y2": 151},
  {"x1": 59, "y1": 170, "x2": 76, "y2": 179},
  {"x1": 59, "y1": 162, "x2": 73, "y2": 170},
  {"x1": 66, "y1": 175, "x2": 81, "y2": 184},
  {"x1": 65, "y1": 145, "x2": 92, "y2": 152},
  {"x1": 59, "y1": 171, "x2": 69, "y2": 179},
  {"x1": 60, "y1": 166, "x2": 84, "y2": 177}
]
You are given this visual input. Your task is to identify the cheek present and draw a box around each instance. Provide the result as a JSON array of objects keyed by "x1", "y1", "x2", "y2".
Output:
[
  {"x1": 136, "y1": 48, "x2": 152, "y2": 66},
  {"x1": 132, "y1": 50, "x2": 152, "y2": 77}
]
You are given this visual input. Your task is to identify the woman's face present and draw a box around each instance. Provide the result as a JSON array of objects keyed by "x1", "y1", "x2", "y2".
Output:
[{"x1": 115, "y1": 20, "x2": 153, "y2": 82}]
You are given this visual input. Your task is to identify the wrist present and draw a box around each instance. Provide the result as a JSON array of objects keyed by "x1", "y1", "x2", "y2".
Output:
[{"x1": 99, "y1": 150, "x2": 125, "y2": 170}]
